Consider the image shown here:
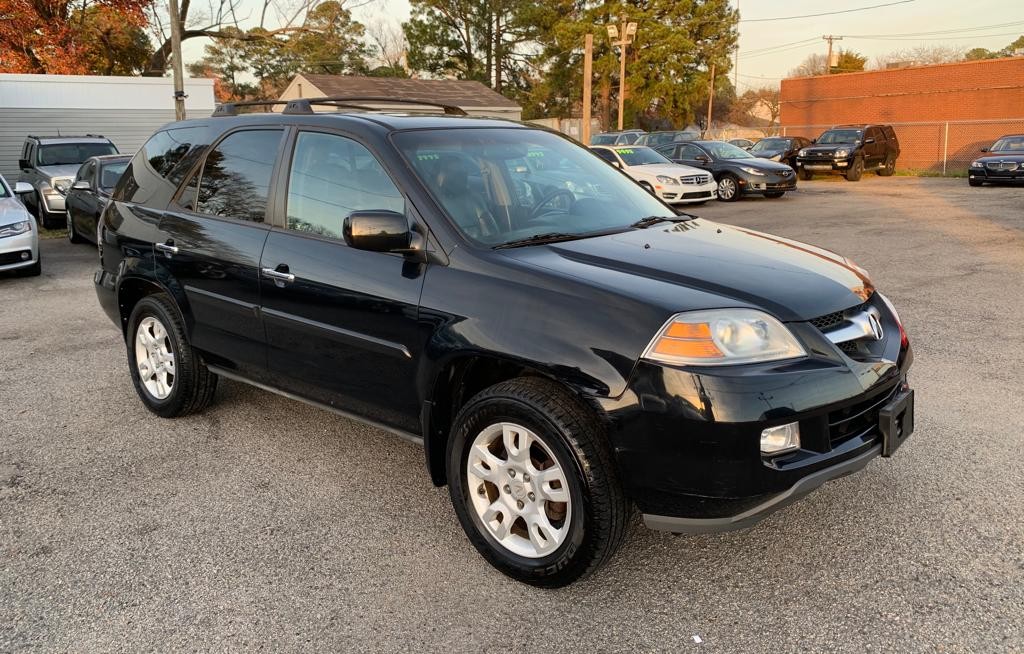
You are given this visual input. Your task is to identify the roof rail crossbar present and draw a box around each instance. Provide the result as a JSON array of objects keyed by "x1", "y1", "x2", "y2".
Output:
[{"x1": 211, "y1": 95, "x2": 469, "y2": 117}]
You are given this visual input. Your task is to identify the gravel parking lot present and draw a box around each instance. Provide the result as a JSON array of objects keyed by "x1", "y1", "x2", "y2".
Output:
[{"x1": 2, "y1": 177, "x2": 1022, "y2": 653}]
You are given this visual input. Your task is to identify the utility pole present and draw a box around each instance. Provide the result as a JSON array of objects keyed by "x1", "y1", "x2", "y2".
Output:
[
  {"x1": 582, "y1": 33, "x2": 593, "y2": 144},
  {"x1": 607, "y1": 16, "x2": 638, "y2": 131},
  {"x1": 705, "y1": 63, "x2": 716, "y2": 137},
  {"x1": 168, "y1": 0, "x2": 187, "y2": 120},
  {"x1": 823, "y1": 35, "x2": 843, "y2": 75},
  {"x1": 733, "y1": 0, "x2": 739, "y2": 89}
]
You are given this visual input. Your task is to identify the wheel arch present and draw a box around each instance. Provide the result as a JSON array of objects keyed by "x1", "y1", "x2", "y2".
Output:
[{"x1": 116, "y1": 272, "x2": 190, "y2": 338}]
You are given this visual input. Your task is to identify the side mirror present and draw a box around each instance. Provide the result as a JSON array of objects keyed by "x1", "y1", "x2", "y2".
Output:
[
  {"x1": 613, "y1": 161, "x2": 623, "y2": 169},
  {"x1": 72, "y1": 180, "x2": 91, "y2": 191},
  {"x1": 980, "y1": 147, "x2": 989, "y2": 152},
  {"x1": 14, "y1": 182, "x2": 33, "y2": 195},
  {"x1": 863, "y1": 137, "x2": 875, "y2": 144},
  {"x1": 343, "y1": 210, "x2": 413, "y2": 254},
  {"x1": 811, "y1": 138, "x2": 817, "y2": 144},
  {"x1": 696, "y1": 155, "x2": 710, "y2": 163},
  {"x1": 19, "y1": 159, "x2": 31, "y2": 170}
]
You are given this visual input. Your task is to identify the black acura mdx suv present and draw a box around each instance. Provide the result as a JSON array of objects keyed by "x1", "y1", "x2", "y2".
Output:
[{"x1": 95, "y1": 98, "x2": 915, "y2": 587}]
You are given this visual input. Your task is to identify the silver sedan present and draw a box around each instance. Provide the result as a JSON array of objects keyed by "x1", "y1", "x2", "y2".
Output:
[{"x1": 0, "y1": 175, "x2": 41, "y2": 276}]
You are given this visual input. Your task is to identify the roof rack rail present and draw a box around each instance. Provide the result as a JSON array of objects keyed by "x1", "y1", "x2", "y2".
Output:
[{"x1": 211, "y1": 95, "x2": 468, "y2": 117}]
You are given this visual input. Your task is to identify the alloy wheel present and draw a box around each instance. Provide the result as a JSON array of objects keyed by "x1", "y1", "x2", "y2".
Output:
[
  {"x1": 134, "y1": 316, "x2": 176, "y2": 400},
  {"x1": 718, "y1": 177, "x2": 737, "y2": 200},
  {"x1": 66, "y1": 212, "x2": 74, "y2": 242},
  {"x1": 465, "y1": 422, "x2": 572, "y2": 558}
]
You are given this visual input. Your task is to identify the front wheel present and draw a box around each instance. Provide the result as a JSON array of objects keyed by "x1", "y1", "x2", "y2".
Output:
[
  {"x1": 127, "y1": 294, "x2": 217, "y2": 418},
  {"x1": 968, "y1": 178, "x2": 983, "y2": 187},
  {"x1": 716, "y1": 175, "x2": 741, "y2": 202},
  {"x1": 66, "y1": 211, "x2": 84, "y2": 244},
  {"x1": 447, "y1": 378, "x2": 628, "y2": 587},
  {"x1": 845, "y1": 157, "x2": 864, "y2": 181}
]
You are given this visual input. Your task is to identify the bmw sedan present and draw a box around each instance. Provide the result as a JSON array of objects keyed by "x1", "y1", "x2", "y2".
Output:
[{"x1": 968, "y1": 134, "x2": 1024, "y2": 186}]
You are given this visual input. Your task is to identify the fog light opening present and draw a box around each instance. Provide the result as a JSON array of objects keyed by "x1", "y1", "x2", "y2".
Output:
[
  {"x1": 21, "y1": 252, "x2": 30, "y2": 260},
  {"x1": 761, "y1": 422, "x2": 800, "y2": 455}
]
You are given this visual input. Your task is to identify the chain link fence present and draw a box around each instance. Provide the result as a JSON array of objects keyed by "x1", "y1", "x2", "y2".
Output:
[{"x1": 761, "y1": 119, "x2": 1024, "y2": 175}]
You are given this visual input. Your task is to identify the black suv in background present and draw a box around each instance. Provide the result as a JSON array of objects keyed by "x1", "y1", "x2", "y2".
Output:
[
  {"x1": 94, "y1": 98, "x2": 915, "y2": 587},
  {"x1": 796, "y1": 124, "x2": 899, "y2": 181}
]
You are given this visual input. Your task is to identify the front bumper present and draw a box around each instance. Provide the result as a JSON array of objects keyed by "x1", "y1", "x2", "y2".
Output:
[
  {"x1": 798, "y1": 156, "x2": 850, "y2": 172},
  {"x1": 969, "y1": 166, "x2": 1024, "y2": 183},
  {"x1": 40, "y1": 191, "x2": 66, "y2": 214},
  {"x1": 0, "y1": 228, "x2": 39, "y2": 271},
  {"x1": 738, "y1": 173, "x2": 797, "y2": 194},
  {"x1": 660, "y1": 182, "x2": 717, "y2": 204},
  {"x1": 599, "y1": 297, "x2": 913, "y2": 533}
]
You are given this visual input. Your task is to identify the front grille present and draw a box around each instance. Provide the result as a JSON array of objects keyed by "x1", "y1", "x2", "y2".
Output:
[
  {"x1": 680, "y1": 191, "x2": 712, "y2": 199},
  {"x1": 680, "y1": 174, "x2": 711, "y2": 185},
  {"x1": 0, "y1": 250, "x2": 32, "y2": 265},
  {"x1": 986, "y1": 161, "x2": 1019, "y2": 172},
  {"x1": 808, "y1": 300, "x2": 869, "y2": 333},
  {"x1": 828, "y1": 384, "x2": 899, "y2": 446}
]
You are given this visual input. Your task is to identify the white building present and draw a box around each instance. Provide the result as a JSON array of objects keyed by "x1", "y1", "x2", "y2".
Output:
[{"x1": 0, "y1": 74, "x2": 215, "y2": 182}]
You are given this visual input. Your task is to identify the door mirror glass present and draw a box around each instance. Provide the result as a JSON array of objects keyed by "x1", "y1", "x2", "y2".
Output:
[
  {"x1": 344, "y1": 210, "x2": 411, "y2": 253},
  {"x1": 14, "y1": 182, "x2": 32, "y2": 195},
  {"x1": 72, "y1": 180, "x2": 91, "y2": 191}
]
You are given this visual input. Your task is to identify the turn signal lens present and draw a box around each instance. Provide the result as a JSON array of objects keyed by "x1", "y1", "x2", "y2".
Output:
[
  {"x1": 643, "y1": 309, "x2": 806, "y2": 366},
  {"x1": 761, "y1": 422, "x2": 801, "y2": 455}
]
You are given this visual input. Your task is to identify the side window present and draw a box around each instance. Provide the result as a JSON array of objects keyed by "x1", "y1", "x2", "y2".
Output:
[
  {"x1": 195, "y1": 129, "x2": 284, "y2": 222},
  {"x1": 285, "y1": 131, "x2": 404, "y2": 240},
  {"x1": 593, "y1": 148, "x2": 617, "y2": 164},
  {"x1": 119, "y1": 126, "x2": 211, "y2": 203},
  {"x1": 678, "y1": 144, "x2": 702, "y2": 159}
]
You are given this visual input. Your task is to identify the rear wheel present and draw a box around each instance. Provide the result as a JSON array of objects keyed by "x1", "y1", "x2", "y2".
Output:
[
  {"x1": 877, "y1": 155, "x2": 896, "y2": 176},
  {"x1": 126, "y1": 294, "x2": 217, "y2": 418},
  {"x1": 447, "y1": 377, "x2": 628, "y2": 587},
  {"x1": 716, "y1": 174, "x2": 740, "y2": 202},
  {"x1": 845, "y1": 157, "x2": 864, "y2": 181}
]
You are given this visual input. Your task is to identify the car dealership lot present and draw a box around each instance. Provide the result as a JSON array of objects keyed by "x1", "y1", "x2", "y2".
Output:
[{"x1": 1, "y1": 178, "x2": 1022, "y2": 652}]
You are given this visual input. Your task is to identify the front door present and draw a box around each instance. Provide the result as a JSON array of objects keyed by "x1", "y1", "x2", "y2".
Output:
[
  {"x1": 67, "y1": 159, "x2": 98, "y2": 236},
  {"x1": 259, "y1": 129, "x2": 426, "y2": 433},
  {"x1": 156, "y1": 127, "x2": 285, "y2": 375}
]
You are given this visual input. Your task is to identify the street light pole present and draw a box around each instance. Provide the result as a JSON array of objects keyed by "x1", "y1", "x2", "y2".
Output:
[{"x1": 607, "y1": 17, "x2": 638, "y2": 131}]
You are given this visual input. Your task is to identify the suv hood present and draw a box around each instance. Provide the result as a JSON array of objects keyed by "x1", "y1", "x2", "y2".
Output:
[
  {"x1": 0, "y1": 196, "x2": 32, "y2": 226},
  {"x1": 502, "y1": 220, "x2": 873, "y2": 322},
  {"x1": 35, "y1": 164, "x2": 81, "y2": 180}
]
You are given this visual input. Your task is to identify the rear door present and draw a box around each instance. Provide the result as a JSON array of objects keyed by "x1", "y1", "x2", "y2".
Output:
[
  {"x1": 864, "y1": 127, "x2": 884, "y2": 166},
  {"x1": 258, "y1": 129, "x2": 426, "y2": 433},
  {"x1": 156, "y1": 127, "x2": 285, "y2": 375}
]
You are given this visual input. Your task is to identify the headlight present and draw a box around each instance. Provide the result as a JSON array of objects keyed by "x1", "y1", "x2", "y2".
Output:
[
  {"x1": 799, "y1": 149, "x2": 808, "y2": 157},
  {"x1": 656, "y1": 175, "x2": 679, "y2": 185},
  {"x1": 52, "y1": 178, "x2": 72, "y2": 195},
  {"x1": 738, "y1": 166, "x2": 766, "y2": 176},
  {"x1": 0, "y1": 221, "x2": 31, "y2": 238},
  {"x1": 970, "y1": 160, "x2": 982, "y2": 168},
  {"x1": 834, "y1": 149, "x2": 849, "y2": 158},
  {"x1": 642, "y1": 308, "x2": 806, "y2": 366}
]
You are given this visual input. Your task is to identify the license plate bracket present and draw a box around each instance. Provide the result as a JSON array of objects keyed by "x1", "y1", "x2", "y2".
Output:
[{"x1": 880, "y1": 388, "x2": 914, "y2": 457}]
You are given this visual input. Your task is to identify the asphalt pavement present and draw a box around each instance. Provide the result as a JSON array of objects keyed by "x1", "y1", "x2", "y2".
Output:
[{"x1": 1, "y1": 177, "x2": 1022, "y2": 652}]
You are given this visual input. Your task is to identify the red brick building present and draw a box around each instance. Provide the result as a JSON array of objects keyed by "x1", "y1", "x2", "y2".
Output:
[{"x1": 780, "y1": 57, "x2": 1024, "y2": 171}]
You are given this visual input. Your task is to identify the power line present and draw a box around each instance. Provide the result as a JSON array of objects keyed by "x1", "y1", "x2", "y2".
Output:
[
  {"x1": 846, "y1": 20, "x2": 1024, "y2": 38},
  {"x1": 741, "y1": 0, "x2": 914, "y2": 23}
]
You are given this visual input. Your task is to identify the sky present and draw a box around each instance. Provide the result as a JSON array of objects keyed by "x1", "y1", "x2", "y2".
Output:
[{"x1": 184, "y1": 0, "x2": 1024, "y2": 89}]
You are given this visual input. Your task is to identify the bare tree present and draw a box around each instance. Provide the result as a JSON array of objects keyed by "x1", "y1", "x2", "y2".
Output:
[
  {"x1": 365, "y1": 17, "x2": 407, "y2": 73},
  {"x1": 872, "y1": 44, "x2": 965, "y2": 69},
  {"x1": 787, "y1": 52, "x2": 827, "y2": 78}
]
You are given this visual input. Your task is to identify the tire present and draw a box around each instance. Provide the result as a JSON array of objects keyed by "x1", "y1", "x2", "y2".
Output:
[
  {"x1": 845, "y1": 157, "x2": 864, "y2": 181},
  {"x1": 799, "y1": 168, "x2": 814, "y2": 181},
  {"x1": 764, "y1": 191, "x2": 785, "y2": 199},
  {"x1": 66, "y1": 211, "x2": 84, "y2": 244},
  {"x1": 968, "y1": 178, "x2": 983, "y2": 187},
  {"x1": 716, "y1": 174, "x2": 741, "y2": 202},
  {"x1": 877, "y1": 155, "x2": 896, "y2": 177},
  {"x1": 447, "y1": 377, "x2": 629, "y2": 587},
  {"x1": 126, "y1": 293, "x2": 217, "y2": 418},
  {"x1": 32, "y1": 194, "x2": 59, "y2": 229}
]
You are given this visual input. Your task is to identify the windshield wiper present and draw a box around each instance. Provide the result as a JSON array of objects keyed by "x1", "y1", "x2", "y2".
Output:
[
  {"x1": 631, "y1": 214, "x2": 694, "y2": 228},
  {"x1": 493, "y1": 232, "x2": 585, "y2": 249}
]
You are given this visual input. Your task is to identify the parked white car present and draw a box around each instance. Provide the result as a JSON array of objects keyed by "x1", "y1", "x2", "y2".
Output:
[
  {"x1": 590, "y1": 145, "x2": 717, "y2": 204},
  {"x1": 0, "y1": 175, "x2": 40, "y2": 276}
]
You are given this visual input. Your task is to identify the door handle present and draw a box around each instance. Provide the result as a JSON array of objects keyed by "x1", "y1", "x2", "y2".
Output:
[
  {"x1": 261, "y1": 267, "x2": 295, "y2": 283},
  {"x1": 156, "y1": 241, "x2": 179, "y2": 255}
]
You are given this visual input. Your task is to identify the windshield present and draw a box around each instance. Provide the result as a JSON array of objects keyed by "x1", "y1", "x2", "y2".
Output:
[
  {"x1": 750, "y1": 138, "x2": 790, "y2": 152},
  {"x1": 612, "y1": 147, "x2": 670, "y2": 166},
  {"x1": 590, "y1": 134, "x2": 618, "y2": 145},
  {"x1": 37, "y1": 143, "x2": 117, "y2": 167},
  {"x1": 702, "y1": 142, "x2": 753, "y2": 159},
  {"x1": 817, "y1": 130, "x2": 862, "y2": 145},
  {"x1": 991, "y1": 136, "x2": 1024, "y2": 152},
  {"x1": 396, "y1": 128, "x2": 672, "y2": 247},
  {"x1": 99, "y1": 161, "x2": 129, "y2": 190}
]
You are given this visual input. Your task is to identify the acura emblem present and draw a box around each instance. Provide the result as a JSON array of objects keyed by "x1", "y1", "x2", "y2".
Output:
[{"x1": 867, "y1": 312, "x2": 884, "y2": 341}]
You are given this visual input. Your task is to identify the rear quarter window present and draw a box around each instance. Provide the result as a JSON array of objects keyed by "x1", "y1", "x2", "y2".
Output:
[{"x1": 116, "y1": 126, "x2": 213, "y2": 205}]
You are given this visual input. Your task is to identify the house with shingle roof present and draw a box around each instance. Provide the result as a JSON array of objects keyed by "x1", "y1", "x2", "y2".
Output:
[{"x1": 279, "y1": 74, "x2": 522, "y2": 120}]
